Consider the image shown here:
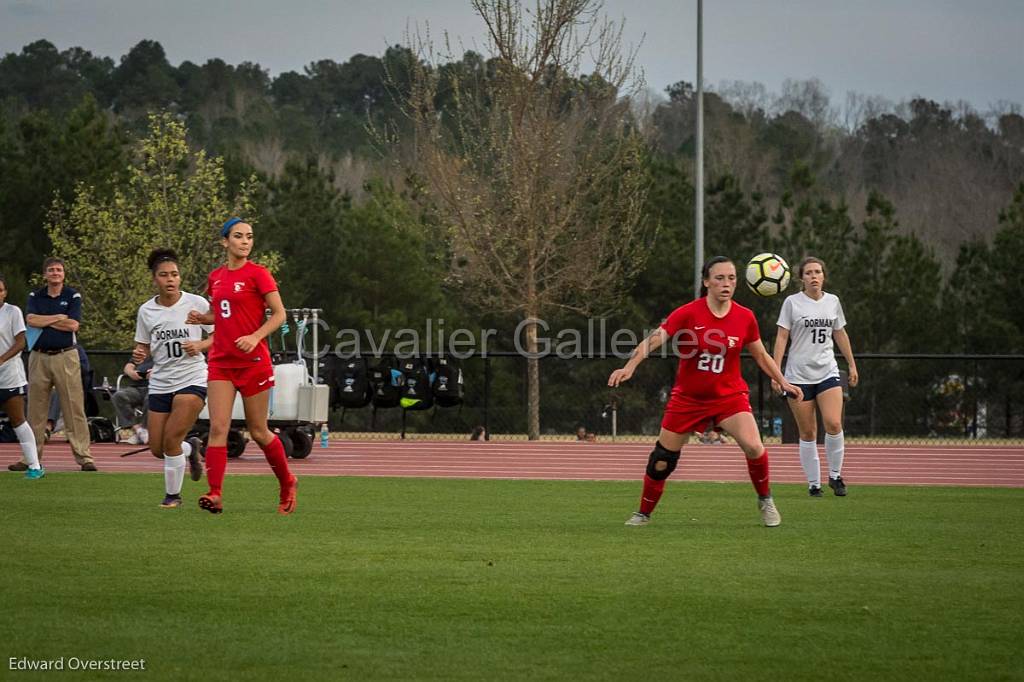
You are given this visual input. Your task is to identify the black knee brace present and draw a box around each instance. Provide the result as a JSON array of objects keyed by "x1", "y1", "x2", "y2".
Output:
[{"x1": 645, "y1": 441, "x2": 680, "y2": 481}]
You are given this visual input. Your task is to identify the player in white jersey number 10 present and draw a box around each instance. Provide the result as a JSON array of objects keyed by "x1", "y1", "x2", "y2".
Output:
[{"x1": 132, "y1": 249, "x2": 214, "y2": 508}]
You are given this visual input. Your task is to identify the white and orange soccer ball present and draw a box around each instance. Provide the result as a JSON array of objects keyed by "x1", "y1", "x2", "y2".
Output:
[{"x1": 745, "y1": 253, "x2": 791, "y2": 297}]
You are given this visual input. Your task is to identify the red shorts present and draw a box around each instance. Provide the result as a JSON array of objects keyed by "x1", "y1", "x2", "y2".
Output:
[
  {"x1": 660, "y1": 393, "x2": 752, "y2": 435},
  {"x1": 208, "y1": 362, "x2": 275, "y2": 398}
]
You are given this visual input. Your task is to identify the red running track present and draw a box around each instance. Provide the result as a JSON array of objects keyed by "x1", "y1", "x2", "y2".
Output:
[{"x1": 3, "y1": 440, "x2": 1023, "y2": 487}]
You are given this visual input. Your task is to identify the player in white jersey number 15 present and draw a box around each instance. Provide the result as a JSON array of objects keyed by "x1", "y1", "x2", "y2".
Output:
[
  {"x1": 132, "y1": 249, "x2": 214, "y2": 508},
  {"x1": 772, "y1": 256, "x2": 859, "y2": 497}
]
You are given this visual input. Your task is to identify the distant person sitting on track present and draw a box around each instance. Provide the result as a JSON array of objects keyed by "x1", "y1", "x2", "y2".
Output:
[
  {"x1": 114, "y1": 356, "x2": 154, "y2": 445},
  {"x1": 133, "y1": 249, "x2": 212, "y2": 508},
  {"x1": 0, "y1": 273, "x2": 43, "y2": 479},
  {"x1": 772, "y1": 256, "x2": 859, "y2": 497},
  {"x1": 470, "y1": 425, "x2": 487, "y2": 441},
  {"x1": 575, "y1": 425, "x2": 596, "y2": 442},
  {"x1": 609, "y1": 256, "x2": 802, "y2": 528},
  {"x1": 189, "y1": 218, "x2": 297, "y2": 515}
]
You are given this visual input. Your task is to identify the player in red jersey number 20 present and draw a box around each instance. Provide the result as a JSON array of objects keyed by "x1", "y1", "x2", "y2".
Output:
[
  {"x1": 187, "y1": 218, "x2": 297, "y2": 515},
  {"x1": 609, "y1": 256, "x2": 803, "y2": 527}
]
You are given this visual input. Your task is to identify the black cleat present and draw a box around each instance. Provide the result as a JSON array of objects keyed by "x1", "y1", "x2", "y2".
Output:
[
  {"x1": 828, "y1": 476, "x2": 847, "y2": 497},
  {"x1": 186, "y1": 436, "x2": 204, "y2": 482},
  {"x1": 809, "y1": 485, "x2": 823, "y2": 497}
]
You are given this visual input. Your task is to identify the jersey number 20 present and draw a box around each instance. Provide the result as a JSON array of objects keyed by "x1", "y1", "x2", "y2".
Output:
[{"x1": 697, "y1": 352, "x2": 724, "y2": 374}]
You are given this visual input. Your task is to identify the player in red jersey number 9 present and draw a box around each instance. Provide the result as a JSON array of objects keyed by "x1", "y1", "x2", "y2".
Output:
[{"x1": 187, "y1": 218, "x2": 297, "y2": 515}]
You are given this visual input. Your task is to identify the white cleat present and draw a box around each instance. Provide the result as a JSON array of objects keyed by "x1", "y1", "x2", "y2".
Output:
[
  {"x1": 624, "y1": 512, "x2": 651, "y2": 526},
  {"x1": 758, "y1": 497, "x2": 781, "y2": 527}
]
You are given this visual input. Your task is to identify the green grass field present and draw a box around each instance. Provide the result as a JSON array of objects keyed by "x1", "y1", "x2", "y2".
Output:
[{"x1": 2, "y1": 474, "x2": 1022, "y2": 681}]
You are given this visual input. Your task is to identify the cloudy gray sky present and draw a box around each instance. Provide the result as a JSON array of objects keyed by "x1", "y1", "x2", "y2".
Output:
[{"x1": 2, "y1": 0, "x2": 1021, "y2": 110}]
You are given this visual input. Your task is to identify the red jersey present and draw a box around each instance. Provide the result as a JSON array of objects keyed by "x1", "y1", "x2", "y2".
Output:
[
  {"x1": 660, "y1": 297, "x2": 761, "y2": 402},
  {"x1": 206, "y1": 262, "x2": 278, "y2": 368}
]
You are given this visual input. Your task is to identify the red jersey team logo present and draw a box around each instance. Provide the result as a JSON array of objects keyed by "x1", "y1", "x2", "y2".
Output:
[{"x1": 233, "y1": 282, "x2": 245, "y2": 293}]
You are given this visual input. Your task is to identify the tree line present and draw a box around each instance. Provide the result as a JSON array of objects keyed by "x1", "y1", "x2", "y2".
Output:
[{"x1": 0, "y1": 6, "x2": 1021, "y2": 436}]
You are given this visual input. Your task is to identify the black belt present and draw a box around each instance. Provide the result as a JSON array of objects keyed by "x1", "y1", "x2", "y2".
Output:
[{"x1": 35, "y1": 346, "x2": 76, "y2": 355}]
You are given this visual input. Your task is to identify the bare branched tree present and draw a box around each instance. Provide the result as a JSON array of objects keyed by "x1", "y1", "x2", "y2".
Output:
[{"x1": 387, "y1": 0, "x2": 652, "y2": 439}]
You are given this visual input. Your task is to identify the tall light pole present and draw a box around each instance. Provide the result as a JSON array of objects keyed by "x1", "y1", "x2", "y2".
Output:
[{"x1": 694, "y1": 0, "x2": 704, "y2": 298}]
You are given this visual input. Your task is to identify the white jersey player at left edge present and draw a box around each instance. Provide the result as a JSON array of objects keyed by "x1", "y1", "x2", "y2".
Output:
[{"x1": 132, "y1": 249, "x2": 214, "y2": 508}]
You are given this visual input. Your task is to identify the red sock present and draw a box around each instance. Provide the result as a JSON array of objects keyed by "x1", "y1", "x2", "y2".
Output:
[
  {"x1": 639, "y1": 475, "x2": 667, "y2": 515},
  {"x1": 746, "y1": 450, "x2": 771, "y2": 497},
  {"x1": 206, "y1": 445, "x2": 227, "y2": 496},
  {"x1": 261, "y1": 436, "x2": 293, "y2": 486}
]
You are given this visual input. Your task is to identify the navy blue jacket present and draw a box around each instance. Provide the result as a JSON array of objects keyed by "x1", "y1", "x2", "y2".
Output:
[{"x1": 26, "y1": 286, "x2": 81, "y2": 351}]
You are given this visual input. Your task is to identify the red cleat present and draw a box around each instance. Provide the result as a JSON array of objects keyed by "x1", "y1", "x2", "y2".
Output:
[
  {"x1": 198, "y1": 492, "x2": 223, "y2": 514},
  {"x1": 278, "y1": 476, "x2": 297, "y2": 515}
]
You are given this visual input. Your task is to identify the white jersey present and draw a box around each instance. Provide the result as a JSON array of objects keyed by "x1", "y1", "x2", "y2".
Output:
[
  {"x1": 0, "y1": 303, "x2": 27, "y2": 389},
  {"x1": 134, "y1": 292, "x2": 213, "y2": 394},
  {"x1": 777, "y1": 291, "x2": 847, "y2": 384}
]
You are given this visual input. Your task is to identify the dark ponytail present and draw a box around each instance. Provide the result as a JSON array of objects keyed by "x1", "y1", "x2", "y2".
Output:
[
  {"x1": 699, "y1": 256, "x2": 733, "y2": 297},
  {"x1": 147, "y1": 248, "x2": 179, "y2": 273}
]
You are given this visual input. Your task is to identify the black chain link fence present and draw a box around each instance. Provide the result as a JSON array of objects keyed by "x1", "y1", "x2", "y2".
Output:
[{"x1": 77, "y1": 350, "x2": 1024, "y2": 445}]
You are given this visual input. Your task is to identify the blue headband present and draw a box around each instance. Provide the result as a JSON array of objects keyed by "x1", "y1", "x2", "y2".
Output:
[{"x1": 220, "y1": 217, "x2": 244, "y2": 237}]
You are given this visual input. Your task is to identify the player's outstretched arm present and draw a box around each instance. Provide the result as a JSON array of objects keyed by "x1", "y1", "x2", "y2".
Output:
[
  {"x1": 747, "y1": 339, "x2": 803, "y2": 400},
  {"x1": 235, "y1": 291, "x2": 286, "y2": 353},
  {"x1": 770, "y1": 326, "x2": 790, "y2": 395},
  {"x1": 186, "y1": 309, "x2": 214, "y2": 326},
  {"x1": 184, "y1": 333, "x2": 214, "y2": 356},
  {"x1": 131, "y1": 342, "x2": 150, "y2": 365},
  {"x1": 0, "y1": 331, "x2": 25, "y2": 364},
  {"x1": 833, "y1": 328, "x2": 858, "y2": 387},
  {"x1": 608, "y1": 328, "x2": 668, "y2": 386}
]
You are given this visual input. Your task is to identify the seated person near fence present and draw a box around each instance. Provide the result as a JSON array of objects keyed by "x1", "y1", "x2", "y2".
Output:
[
  {"x1": 575, "y1": 425, "x2": 596, "y2": 443},
  {"x1": 470, "y1": 425, "x2": 487, "y2": 441},
  {"x1": 696, "y1": 426, "x2": 728, "y2": 445},
  {"x1": 114, "y1": 356, "x2": 153, "y2": 444}
]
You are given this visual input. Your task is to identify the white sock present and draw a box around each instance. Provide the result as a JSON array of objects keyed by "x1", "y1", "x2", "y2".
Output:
[
  {"x1": 798, "y1": 439, "x2": 820, "y2": 487},
  {"x1": 825, "y1": 431, "x2": 844, "y2": 479},
  {"x1": 14, "y1": 422, "x2": 41, "y2": 470},
  {"x1": 180, "y1": 440, "x2": 192, "y2": 460},
  {"x1": 164, "y1": 454, "x2": 186, "y2": 495}
]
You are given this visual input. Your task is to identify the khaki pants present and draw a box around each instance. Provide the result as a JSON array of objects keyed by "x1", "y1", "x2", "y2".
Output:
[{"x1": 27, "y1": 349, "x2": 94, "y2": 465}]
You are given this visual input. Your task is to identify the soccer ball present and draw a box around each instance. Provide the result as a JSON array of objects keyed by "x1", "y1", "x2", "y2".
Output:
[{"x1": 745, "y1": 253, "x2": 791, "y2": 297}]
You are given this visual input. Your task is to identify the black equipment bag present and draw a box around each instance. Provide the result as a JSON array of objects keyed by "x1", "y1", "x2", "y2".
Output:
[
  {"x1": 0, "y1": 414, "x2": 17, "y2": 443},
  {"x1": 370, "y1": 358, "x2": 403, "y2": 408},
  {"x1": 335, "y1": 357, "x2": 372, "y2": 408},
  {"x1": 432, "y1": 357, "x2": 464, "y2": 407},
  {"x1": 87, "y1": 416, "x2": 117, "y2": 443},
  {"x1": 398, "y1": 357, "x2": 434, "y2": 411}
]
